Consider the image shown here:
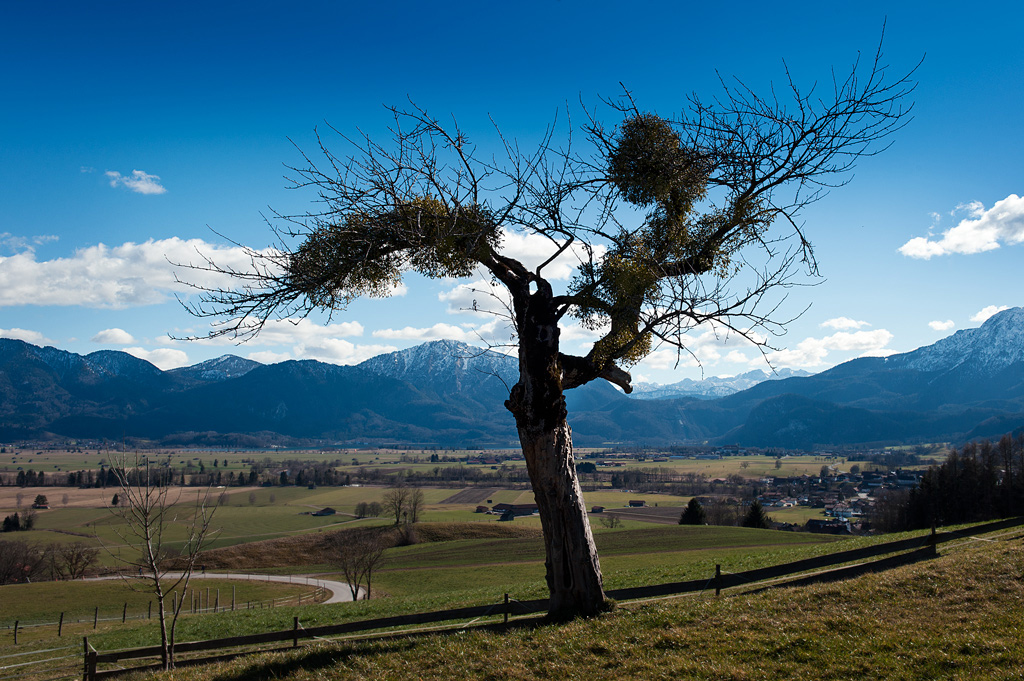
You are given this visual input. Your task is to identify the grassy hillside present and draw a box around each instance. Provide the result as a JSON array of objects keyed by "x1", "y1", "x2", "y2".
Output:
[{"x1": 145, "y1": 530, "x2": 1024, "y2": 680}]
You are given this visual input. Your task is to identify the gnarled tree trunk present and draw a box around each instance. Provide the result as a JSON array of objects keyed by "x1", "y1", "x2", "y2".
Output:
[{"x1": 506, "y1": 283, "x2": 606, "y2": 618}]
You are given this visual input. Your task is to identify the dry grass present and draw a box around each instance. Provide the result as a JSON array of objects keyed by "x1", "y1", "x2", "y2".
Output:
[{"x1": 153, "y1": 535, "x2": 1024, "y2": 680}]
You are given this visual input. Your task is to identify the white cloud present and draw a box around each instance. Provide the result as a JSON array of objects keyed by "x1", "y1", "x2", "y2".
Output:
[
  {"x1": 500, "y1": 228, "x2": 601, "y2": 280},
  {"x1": 373, "y1": 323, "x2": 476, "y2": 341},
  {"x1": 294, "y1": 339, "x2": 397, "y2": 364},
  {"x1": 91, "y1": 328, "x2": 136, "y2": 344},
  {"x1": 0, "y1": 237, "x2": 273, "y2": 308},
  {"x1": 820, "y1": 317, "x2": 870, "y2": 330},
  {"x1": 188, "y1": 317, "x2": 390, "y2": 366},
  {"x1": 724, "y1": 350, "x2": 750, "y2": 364},
  {"x1": 0, "y1": 327, "x2": 52, "y2": 345},
  {"x1": 247, "y1": 350, "x2": 291, "y2": 364},
  {"x1": 0, "y1": 233, "x2": 59, "y2": 254},
  {"x1": 760, "y1": 329, "x2": 894, "y2": 369},
  {"x1": 372, "y1": 319, "x2": 507, "y2": 345},
  {"x1": 970, "y1": 305, "x2": 1010, "y2": 323},
  {"x1": 899, "y1": 194, "x2": 1024, "y2": 259},
  {"x1": 124, "y1": 347, "x2": 190, "y2": 370},
  {"x1": 640, "y1": 348, "x2": 700, "y2": 371},
  {"x1": 928, "y1": 320, "x2": 955, "y2": 332},
  {"x1": 105, "y1": 169, "x2": 167, "y2": 195},
  {"x1": 439, "y1": 279, "x2": 512, "y2": 318}
]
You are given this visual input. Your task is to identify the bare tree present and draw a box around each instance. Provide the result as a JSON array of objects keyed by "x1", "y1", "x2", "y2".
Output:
[
  {"x1": 181, "y1": 39, "x2": 915, "y2": 618},
  {"x1": 381, "y1": 486, "x2": 410, "y2": 525},
  {"x1": 322, "y1": 528, "x2": 388, "y2": 600},
  {"x1": 107, "y1": 453, "x2": 219, "y2": 670},
  {"x1": 406, "y1": 488, "x2": 425, "y2": 523},
  {"x1": 47, "y1": 541, "x2": 99, "y2": 580}
]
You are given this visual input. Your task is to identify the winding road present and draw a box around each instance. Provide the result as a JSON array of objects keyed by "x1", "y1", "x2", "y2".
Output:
[{"x1": 97, "y1": 572, "x2": 362, "y2": 604}]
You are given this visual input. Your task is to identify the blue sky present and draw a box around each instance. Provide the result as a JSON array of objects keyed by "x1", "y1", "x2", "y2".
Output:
[{"x1": 1, "y1": 1, "x2": 1022, "y2": 385}]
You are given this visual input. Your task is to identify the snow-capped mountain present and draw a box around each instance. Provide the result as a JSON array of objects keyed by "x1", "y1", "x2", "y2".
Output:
[
  {"x1": 885, "y1": 307, "x2": 1024, "y2": 376},
  {"x1": 4, "y1": 307, "x2": 1024, "y2": 447},
  {"x1": 631, "y1": 368, "x2": 813, "y2": 400},
  {"x1": 169, "y1": 355, "x2": 262, "y2": 382}
]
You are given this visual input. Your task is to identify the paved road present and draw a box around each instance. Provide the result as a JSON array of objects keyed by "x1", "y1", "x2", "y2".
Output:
[{"x1": 98, "y1": 572, "x2": 362, "y2": 604}]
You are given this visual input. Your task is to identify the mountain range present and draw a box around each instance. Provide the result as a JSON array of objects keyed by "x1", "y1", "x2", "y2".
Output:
[{"x1": 3, "y1": 307, "x2": 1024, "y2": 448}]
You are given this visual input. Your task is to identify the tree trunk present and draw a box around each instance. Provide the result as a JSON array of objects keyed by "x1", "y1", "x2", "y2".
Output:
[{"x1": 506, "y1": 284, "x2": 607, "y2": 618}]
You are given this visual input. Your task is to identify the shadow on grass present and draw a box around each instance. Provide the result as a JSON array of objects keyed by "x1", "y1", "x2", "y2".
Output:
[{"x1": 196, "y1": 617, "x2": 551, "y2": 681}]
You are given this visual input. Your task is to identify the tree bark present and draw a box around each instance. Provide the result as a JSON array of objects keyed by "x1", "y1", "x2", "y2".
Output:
[{"x1": 506, "y1": 282, "x2": 607, "y2": 618}]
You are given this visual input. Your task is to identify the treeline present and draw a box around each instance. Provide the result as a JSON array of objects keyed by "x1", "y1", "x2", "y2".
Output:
[
  {"x1": 0, "y1": 539, "x2": 98, "y2": 585},
  {"x1": 872, "y1": 432, "x2": 1024, "y2": 532}
]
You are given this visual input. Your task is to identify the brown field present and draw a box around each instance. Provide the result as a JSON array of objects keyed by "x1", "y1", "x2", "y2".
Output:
[{"x1": 0, "y1": 485, "x2": 265, "y2": 512}]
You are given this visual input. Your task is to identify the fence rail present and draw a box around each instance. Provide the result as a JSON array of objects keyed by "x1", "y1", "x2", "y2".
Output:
[{"x1": 83, "y1": 517, "x2": 1024, "y2": 681}]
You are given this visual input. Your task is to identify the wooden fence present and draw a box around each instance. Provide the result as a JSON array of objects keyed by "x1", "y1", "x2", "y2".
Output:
[{"x1": 83, "y1": 517, "x2": 1024, "y2": 681}]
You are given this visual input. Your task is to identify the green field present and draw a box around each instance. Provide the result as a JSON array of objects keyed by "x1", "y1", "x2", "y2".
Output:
[{"x1": 0, "y1": 578, "x2": 314, "y2": 629}]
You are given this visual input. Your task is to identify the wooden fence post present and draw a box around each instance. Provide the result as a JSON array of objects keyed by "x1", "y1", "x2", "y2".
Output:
[
  {"x1": 93, "y1": 607, "x2": 98, "y2": 629},
  {"x1": 504, "y1": 593, "x2": 509, "y2": 625},
  {"x1": 122, "y1": 602, "x2": 127, "y2": 623},
  {"x1": 293, "y1": 617, "x2": 299, "y2": 648},
  {"x1": 13, "y1": 620, "x2": 17, "y2": 645},
  {"x1": 83, "y1": 636, "x2": 95, "y2": 681},
  {"x1": 59, "y1": 611, "x2": 64, "y2": 637},
  {"x1": 930, "y1": 524, "x2": 938, "y2": 556},
  {"x1": 232, "y1": 585, "x2": 236, "y2": 611},
  {"x1": 715, "y1": 564, "x2": 722, "y2": 597}
]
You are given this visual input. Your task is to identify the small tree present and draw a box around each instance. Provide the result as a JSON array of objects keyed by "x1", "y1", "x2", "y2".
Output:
[
  {"x1": 33, "y1": 494, "x2": 48, "y2": 507},
  {"x1": 107, "y1": 453, "x2": 219, "y2": 670},
  {"x1": 406, "y1": 488, "x2": 425, "y2": 523},
  {"x1": 599, "y1": 514, "x2": 621, "y2": 529},
  {"x1": 322, "y1": 528, "x2": 388, "y2": 600},
  {"x1": 741, "y1": 500, "x2": 773, "y2": 529},
  {"x1": 382, "y1": 486, "x2": 410, "y2": 525},
  {"x1": 47, "y1": 541, "x2": 99, "y2": 580},
  {"x1": 111, "y1": 493, "x2": 120, "y2": 507},
  {"x1": 679, "y1": 498, "x2": 707, "y2": 525},
  {"x1": 248, "y1": 491, "x2": 257, "y2": 506}
]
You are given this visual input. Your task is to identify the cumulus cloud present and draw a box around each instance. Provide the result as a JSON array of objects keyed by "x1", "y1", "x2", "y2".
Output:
[
  {"x1": 91, "y1": 328, "x2": 136, "y2": 344},
  {"x1": 372, "y1": 319, "x2": 507, "y2": 344},
  {"x1": 105, "y1": 169, "x2": 167, "y2": 195},
  {"x1": 760, "y1": 329, "x2": 894, "y2": 369},
  {"x1": 899, "y1": 194, "x2": 1024, "y2": 259},
  {"x1": 125, "y1": 346, "x2": 190, "y2": 370},
  {"x1": 632, "y1": 326, "x2": 754, "y2": 374},
  {"x1": 190, "y1": 317, "x2": 389, "y2": 366},
  {"x1": 929, "y1": 320, "x2": 955, "y2": 332},
  {"x1": 247, "y1": 350, "x2": 291, "y2": 365},
  {"x1": 971, "y1": 305, "x2": 1010, "y2": 323},
  {"x1": 293, "y1": 339, "x2": 397, "y2": 364},
  {"x1": 821, "y1": 317, "x2": 870, "y2": 330},
  {"x1": 499, "y1": 228, "x2": 602, "y2": 280},
  {"x1": 439, "y1": 279, "x2": 512, "y2": 318},
  {"x1": 0, "y1": 237, "x2": 272, "y2": 308},
  {"x1": 724, "y1": 350, "x2": 751, "y2": 364},
  {"x1": 0, "y1": 327, "x2": 52, "y2": 345}
]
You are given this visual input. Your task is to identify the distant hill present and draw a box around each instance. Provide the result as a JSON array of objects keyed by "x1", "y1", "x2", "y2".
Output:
[{"x1": 3, "y1": 307, "x2": 1024, "y2": 447}]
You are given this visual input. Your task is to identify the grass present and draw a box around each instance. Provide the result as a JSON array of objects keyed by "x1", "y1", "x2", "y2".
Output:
[
  {"x1": 126, "y1": 527, "x2": 1024, "y2": 680},
  {"x1": 0, "y1": 578, "x2": 316, "y2": 629}
]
